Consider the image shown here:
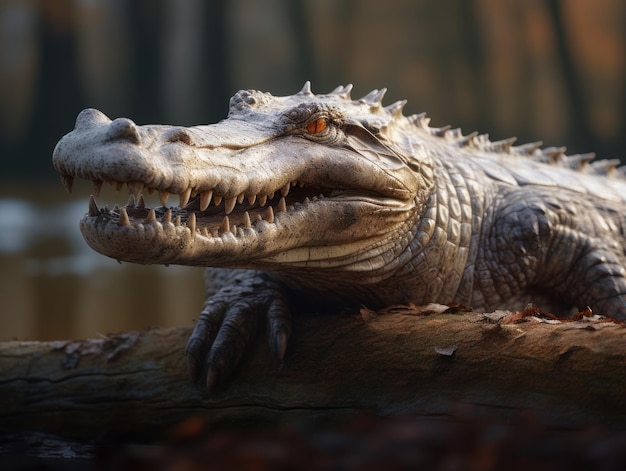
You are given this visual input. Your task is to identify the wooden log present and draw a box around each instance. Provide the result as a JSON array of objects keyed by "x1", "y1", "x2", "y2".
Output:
[{"x1": 0, "y1": 308, "x2": 625, "y2": 442}]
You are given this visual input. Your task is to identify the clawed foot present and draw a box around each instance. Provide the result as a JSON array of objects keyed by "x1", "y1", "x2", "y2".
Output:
[{"x1": 185, "y1": 270, "x2": 291, "y2": 392}]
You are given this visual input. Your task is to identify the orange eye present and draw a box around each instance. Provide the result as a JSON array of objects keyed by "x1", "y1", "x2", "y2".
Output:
[{"x1": 306, "y1": 118, "x2": 327, "y2": 134}]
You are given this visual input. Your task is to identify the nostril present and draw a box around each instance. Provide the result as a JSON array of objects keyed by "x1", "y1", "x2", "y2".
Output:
[
  {"x1": 165, "y1": 128, "x2": 193, "y2": 145},
  {"x1": 107, "y1": 118, "x2": 141, "y2": 144}
]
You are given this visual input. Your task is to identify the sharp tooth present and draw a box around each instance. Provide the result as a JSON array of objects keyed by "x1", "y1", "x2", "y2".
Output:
[
  {"x1": 88, "y1": 195, "x2": 99, "y2": 216},
  {"x1": 254, "y1": 214, "x2": 262, "y2": 222},
  {"x1": 137, "y1": 194, "x2": 146, "y2": 208},
  {"x1": 188, "y1": 213, "x2": 196, "y2": 237},
  {"x1": 265, "y1": 206, "x2": 274, "y2": 223},
  {"x1": 231, "y1": 224, "x2": 237, "y2": 235},
  {"x1": 277, "y1": 197, "x2": 287, "y2": 213},
  {"x1": 224, "y1": 197, "x2": 236, "y2": 214},
  {"x1": 159, "y1": 190, "x2": 170, "y2": 206},
  {"x1": 200, "y1": 190, "x2": 213, "y2": 211},
  {"x1": 280, "y1": 183, "x2": 290, "y2": 197},
  {"x1": 127, "y1": 194, "x2": 136, "y2": 206},
  {"x1": 92, "y1": 180, "x2": 103, "y2": 197},
  {"x1": 243, "y1": 211, "x2": 251, "y2": 228},
  {"x1": 213, "y1": 194, "x2": 223, "y2": 206},
  {"x1": 128, "y1": 182, "x2": 143, "y2": 196},
  {"x1": 174, "y1": 215, "x2": 182, "y2": 226},
  {"x1": 145, "y1": 208, "x2": 156, "y2": 223},
  {"x1": 304, "y1": 197, "x2": 310, "y2": 204},
  {"x1": 247, "y1": 194, "x2": 257, "y2": 205},
  {"x1": 60, "y1": 174, "x2": 74, "y2": 194},
  {"x1": 220, "y1": 216, "x2": 230, "y2": 233},
  {"x1": 162, "y1": 209, "x2": 172, "y2": 223},
  {"x1": 268, "y1": 191, "x2": 275, "y2": 200},
  {"x1": 118, "y1": 208, "x2": 131, "y2": 226},
  {"x1": 237, "y1": 193, "x2": 245, "y2": 204},
  {"x1": 115, "y1": 181, "x2": 123, "y2": 192},
  {"x1": 202, "y1": 228, "x2": 210, "y2": 237},
  {"x1": 259, "y1": 195, "x2": 268, "y2": 207},
  {"x1": 179, "y1": 188, "x2": 192, "y2": 207}
]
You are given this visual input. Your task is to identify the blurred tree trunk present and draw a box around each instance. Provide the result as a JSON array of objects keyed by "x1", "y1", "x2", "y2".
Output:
[
  {"x1": 288, "y1": 0, "x2": 317, "y2": 86},
  {"x1": 27, "y1": 0, "x2": 85, "y2": 179},
  {"x1": 205, "y1": 0, "x2": 231, "y2": 122},
  {"x1": 545, "y1": 0, "x2": 597, "y2": 153},
  {"x1": 128, "y1": 0, "x2": 163, "y2": 123},
  {"x1": 614, "y1": 9, "x2": 626, "y2": 165},
  {"x1": 458, "y1": 1, "x2": 489, "y2": 131}
]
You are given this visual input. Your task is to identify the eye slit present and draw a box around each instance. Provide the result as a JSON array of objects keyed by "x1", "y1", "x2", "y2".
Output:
[{"x1": 306, "y1": 117, "x2": 327, "y2": 134}]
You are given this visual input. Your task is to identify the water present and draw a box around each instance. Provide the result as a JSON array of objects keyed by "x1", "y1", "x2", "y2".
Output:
[{"x1": 0, "y1": 184, "x2": 204, "y2": 341}]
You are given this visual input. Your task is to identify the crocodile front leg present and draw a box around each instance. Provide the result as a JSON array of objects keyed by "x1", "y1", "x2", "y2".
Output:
[{"x1": 186, "y1": 269, "x2": 291, "y2": 391}]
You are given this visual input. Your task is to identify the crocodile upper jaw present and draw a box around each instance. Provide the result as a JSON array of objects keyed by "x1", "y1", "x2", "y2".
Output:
[{"x1": 53, "y1": 108, "x2": 416, "y2": 269}]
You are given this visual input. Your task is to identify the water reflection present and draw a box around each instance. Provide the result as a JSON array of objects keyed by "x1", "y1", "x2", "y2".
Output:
[{"x1": 0, "y1": 195, "x2": 204, "y2": 341}]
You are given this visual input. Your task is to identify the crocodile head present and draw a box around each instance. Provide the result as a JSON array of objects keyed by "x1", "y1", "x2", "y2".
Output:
[{"x1": 52, "y1": 83, "x2": 433, "y2": 278}]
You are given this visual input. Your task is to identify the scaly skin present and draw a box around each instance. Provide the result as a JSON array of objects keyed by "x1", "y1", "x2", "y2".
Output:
[{"x1": 53, "y1": 83, "x2": 626, "y2": 391}]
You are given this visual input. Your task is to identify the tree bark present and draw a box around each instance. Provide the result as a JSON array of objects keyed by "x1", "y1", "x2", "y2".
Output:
[{"x1": 1, "y1": 309, "x2": 625, "y2": 442}]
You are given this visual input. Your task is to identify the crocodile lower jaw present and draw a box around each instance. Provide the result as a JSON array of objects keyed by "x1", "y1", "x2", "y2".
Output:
[{"x1": 74, "y1": 178, "x2": 394, "y2": 267}]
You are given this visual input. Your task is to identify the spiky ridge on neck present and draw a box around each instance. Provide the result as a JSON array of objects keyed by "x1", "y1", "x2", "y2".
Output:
[{"x1": 292, "y1": 82, "x2": 624, "y2": 182}]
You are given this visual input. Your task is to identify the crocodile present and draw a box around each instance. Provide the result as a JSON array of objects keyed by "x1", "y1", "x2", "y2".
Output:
[{"x1": 53, "y1": 82, "x2": 626, "y2": 390}]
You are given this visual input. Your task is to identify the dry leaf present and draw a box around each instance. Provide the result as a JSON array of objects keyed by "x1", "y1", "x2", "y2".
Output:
[{"x1": 435, "y1": 345, "x2": 458, "y2": 356}]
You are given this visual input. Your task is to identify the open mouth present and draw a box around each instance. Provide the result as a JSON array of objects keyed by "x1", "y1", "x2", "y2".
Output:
[{"x1": 79, "y1": 179, "x2": 333, "y2": 239}]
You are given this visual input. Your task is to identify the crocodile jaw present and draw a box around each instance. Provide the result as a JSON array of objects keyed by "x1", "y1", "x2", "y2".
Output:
[
  {"x1": 53, "y1": 109, "x2": 418, "y2": 270},
  {"x1": 78, "y1": 191, "x2": 409, "y2": 269}
]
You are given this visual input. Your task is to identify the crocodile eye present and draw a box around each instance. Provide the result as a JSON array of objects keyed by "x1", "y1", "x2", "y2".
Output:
[{"x1": 306, "y1": 118, "x2": 327, "y2": 134}]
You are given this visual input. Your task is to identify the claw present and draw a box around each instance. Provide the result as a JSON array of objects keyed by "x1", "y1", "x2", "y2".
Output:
[
  {"x1": 187, "y1": 354, "x2": 201, "y2": 382},
  {"x1": 277, "y1": 330, "x2": 288, "y2": 361},
  {"x1": 205, "y1": 366, "x2": 219, "y2": 393},
  {"x1": 270, "y1": 329, "x2": 289, "y2": 361}
]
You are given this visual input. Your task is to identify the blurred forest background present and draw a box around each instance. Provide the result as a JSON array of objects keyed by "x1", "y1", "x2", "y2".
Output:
[
  {"x1": 0, "y1": 0, "x2": 624, "y2": 340},
  {"x1": 1, "y1": 0, "x2": 625, "y2": 179}
]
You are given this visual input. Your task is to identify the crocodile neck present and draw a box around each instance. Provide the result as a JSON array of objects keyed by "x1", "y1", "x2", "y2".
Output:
[
  {"x1": 272, "y1": 157, "x2": 492, "y2": 310},
  {"x1": 390, "y1": 157, "x2": 492, "y2": 307}
]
